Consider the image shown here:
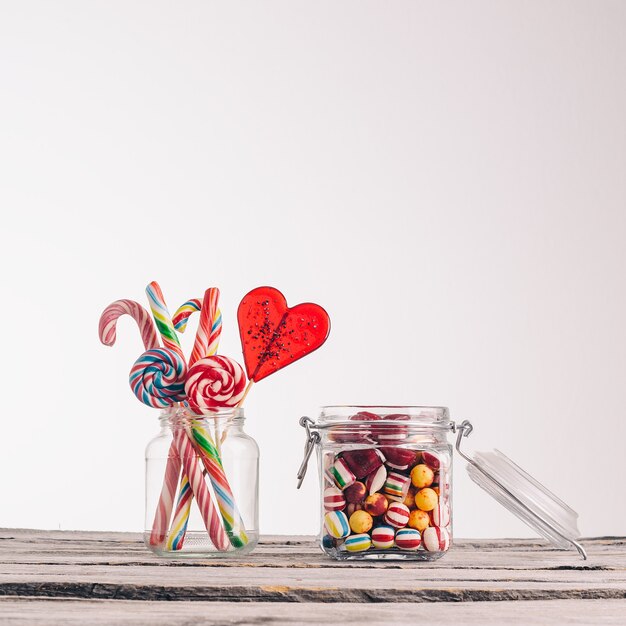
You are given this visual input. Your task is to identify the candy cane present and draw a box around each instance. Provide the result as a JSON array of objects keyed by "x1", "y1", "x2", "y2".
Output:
[
  {"x1": 99, "y1": 298, "x2": 181, "y2": 547},
  {"x1": 99, "y1": 299, "x2": 159, "y2": 350},
  {"x1": 192, "y1": 422, "x2": 248, "y2": 547},
  {"x1": 173, "y1": 427, "x2": 230, "y2": 551},
  {"x1": 145, "y1": 281, "x2": 186, "y2": 362},
  {"x1": 149, "y1": 443, "x2": 181, "y2": 546},
  {"x1": 190, "y1": 288, "x2": 220, "y2": 367},
  {"x1": 173, "y1": 299, "x2": 202, "y2": 333},
  {"x1": 169, "y1": 289, "x2": 224, "y2": 548},
  {"x1": 173, "y1": 297, "x2": 222, "y2": 345}
]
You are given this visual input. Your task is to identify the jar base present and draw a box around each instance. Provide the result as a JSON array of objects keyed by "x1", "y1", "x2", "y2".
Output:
[
  {"x1": 144, "y1": 531, "x2": 259, "y2": 559},
  {"x1": 323, "y1": 547, "x2": 448, "y2": 561}
]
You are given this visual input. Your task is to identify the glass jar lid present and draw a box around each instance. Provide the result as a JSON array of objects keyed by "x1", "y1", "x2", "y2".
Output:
[{"x1": 455, "y1": 421, "x2": 587, "y2": 559}]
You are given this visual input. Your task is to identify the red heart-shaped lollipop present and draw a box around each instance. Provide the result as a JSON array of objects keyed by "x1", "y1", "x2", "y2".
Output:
[{"x1": 237, "y1": 286, "x2": 330, "y2": 382}]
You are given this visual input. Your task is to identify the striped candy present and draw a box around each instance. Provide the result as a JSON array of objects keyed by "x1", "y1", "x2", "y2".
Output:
[
  {"x1": 185, "y1": 356, "x2": 247, "y2": 412},
  {"x1": 365, "y1": 465, "x2": 387, "y2": 495},
  {"x1": 173, "y1": 428, "x2": 230, "y2": 551},
  {"x1": 323, "y1": 487, "x2": 346, "y2": 512},
  {"x1": 384, "y1": 502, "x2": 410, "y2": 529},
  {"x1": 165, "y1": 474, "x2": 192, "y2": 550},
  {"x1": 327, "y1": 458, "x2": 356, "y2": 490},
  {"x1": 145, "y1": 281, "x2": 186, "y2": 363},
  {"x1": 431, "y1": 502, "x2": 451, "y2": 528},
  {"x1": 191, "y1": 422, "x2": 249, "y2": 548},
  {"x1": 371, "y1": 525, "x2": 395, "y2": 549},
  {"x1": 395, "y1": 528, "x2": 422, "y2": 550},
  {"x1": 99, "y1": 299, "x2": 159, "y2": 351},
  {"x1": 423, "y1": 526, "x2": 450, "y2": 552},
  {"x1": 190, "y1": 288, "x2": 221, "y2": 367},
  {"x1": 383, "y1": 471, "x2": 411, "y2": 501},
  {"x1": 324, "y1": 511, "x2": 350, "y2": 538},
  {"x1": 149, "y1": 442, "x2": 181, "y2": 546},
  {"x1": 129, "y1": 348, "x2": 187, "y2": 408},
  {"x1": 173, "y1": 298, "x2": 202, "y2": 332},
  {"x1": 345, "y1": 533, "x2": 372, "y2": 552}
]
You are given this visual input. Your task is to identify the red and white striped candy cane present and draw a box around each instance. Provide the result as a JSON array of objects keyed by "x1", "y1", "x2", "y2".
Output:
[
  {"x1": 173, "y1": 427, "x2": 229, "y2": 551},
  {"x1": 99, "y1": 299, "x2": 159, "y2": 351},
  {"x1": 189, "y1": 288, "x2": 221, "y2": 367},
  {"x1": 149, "y1": 443, "x2": 182, "y2": 546}
]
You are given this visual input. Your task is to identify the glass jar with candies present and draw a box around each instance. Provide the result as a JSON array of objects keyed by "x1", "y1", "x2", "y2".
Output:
[
  {"x1": 145, "y1": 406, "x2": 259, "y2": 558},
  {"x1": 298, "y1": 406, "x2": 453, "y2": 560}
]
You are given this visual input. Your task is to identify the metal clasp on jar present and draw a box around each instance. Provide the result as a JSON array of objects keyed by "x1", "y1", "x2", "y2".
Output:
[{"x1": 296, "y1": 416, "x2": 320, "y2": 488}]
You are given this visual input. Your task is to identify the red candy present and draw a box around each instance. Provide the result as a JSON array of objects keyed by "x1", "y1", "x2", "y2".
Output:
[
  {"x1": 374, "y1": 414, "x2": 410, "y2": 444},
  {"x1": 422, "y1": 451, "x2": 441, "y2": 470},
  {"x1": 237, "y1": 286, "x2": 330, "y2": 382},
  {"x1": 381, "y1": 447, "x2": 416, "y2": 469},
  {"x1": 342, "y1": 448, "x2": 384, "y2": 479},
  {"x1": 344, "y1": 481, "x2": 367, "y2": 503}
]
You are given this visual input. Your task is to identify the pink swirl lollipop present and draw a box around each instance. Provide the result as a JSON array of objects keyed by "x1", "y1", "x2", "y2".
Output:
[
  {"x1": 185, "y1": 356, "x2": 247, "y2": 413},
  {"x1": 129, "y1": 348, "x2": 187, "y2": 408}
]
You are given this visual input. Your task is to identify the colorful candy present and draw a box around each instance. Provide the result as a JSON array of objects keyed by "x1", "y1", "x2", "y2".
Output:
[
  {"x1": 349, "y1": 510, "x2": 373, "y2": 534},
  {"x1": 423, "y1": 526, "x2": 450, "y2": 552},
  {"x1": 431, "y1": 502, "x2": 451, "y2": 527},
  {"x1": 381, "y1": 447, "x2": 416, "y2": 470},
  {"x1": 415, "y1": 487, "x2": 438, "y2": 512},
  {"x1": 323, "y1": 487, "x2": 346, "y2": 512},
  {"x1": 191, "y1": 422, "x2": 249, "y2": 548},
  {"x1": 383, "y1": 471, "x2": 411, "y2": 502},
  {"x1": 344, "y1": 481, "x2": 367, "y2": 503},
  {"x1": 384, "y1": 502, "x2": 410, "y2": 528},
  {"x1": 149, "y1": 442, "x2": 181, "y2": 547},
  {"x1": 324, "y1": 511, "x2": 350, "y2": 538},
  {"x1": 345, "y1": 533, "x2": 372, "y2": 552},
  {"x1": 421, "y1": 451, "x2": 440, "y2": 470},
  {"x1": 371, "y1": 525, "x2": 395, "y2": 549},
  {"x1": 408, "y1": 509, "x2": 430, "y2": 532},
  {"x1": 185, "y1": 355, "x2": 247, "y2": 412},
  {"x1": 395, "y1": 528, "x2": 422, "y2": 550},
  {"x1": 342, "y1": 448, "x2": 384, "y2": 479},
  {"x1": 145, "y1": 281, "x2": 186, "y2": 363},
  {"x1": 410, "y1": 464, "x2": 435, "y2": 489},
  {"x1": 327, "y1": 458, "x2": 356, "y2": 490},
  {"x1": 237, "y1": 286, "x2": 331, "y2": 382},
  {"x1": 173, "y1": 428, "x2": 229, "y2": 551},
  {"x1": 373, "y1": 413, "x2": 410, "y2": 444},
  {"x1": 99, "y1": 299, "x2": 159, "y2": 351},
  {"x1": 363, "y1": 493, "x2": 388, "y2": 516},
  {"x1": 129, "y1": 348, "x2": 187, "y2": 408},
  {"x1": 172, "y1": 298, "x2": 202, "y2": 333},
  {"x1": 186, "y1": 289, "x2": 218, "y2": 365},
  {"x1": 365, "y1": 465, "x2": 387, "y2": 495}
]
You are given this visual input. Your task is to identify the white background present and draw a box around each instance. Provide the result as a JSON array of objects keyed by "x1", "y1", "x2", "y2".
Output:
[{"x1": 1, "y1": 1, "x2": 625, "y2": 540}]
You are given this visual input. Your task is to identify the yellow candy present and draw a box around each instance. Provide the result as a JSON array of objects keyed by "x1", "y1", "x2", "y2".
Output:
[
  {"x1": 349, "y1": 509, "x2": 373, "y2": 534},
  {"x1": 408, "y1": 509, "x2": 430, "y2": 532},
  {"x1": 410, "y1": 464, "x2": 434, "y2": 489},
  {"x1": 414, "y1": 487, "x2": 438, "y2": 512}
]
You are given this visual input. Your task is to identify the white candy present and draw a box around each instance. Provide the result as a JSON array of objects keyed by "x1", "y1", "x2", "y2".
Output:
[{"x1": 423, "y1": 526, "x2": 450, "y2": 552}]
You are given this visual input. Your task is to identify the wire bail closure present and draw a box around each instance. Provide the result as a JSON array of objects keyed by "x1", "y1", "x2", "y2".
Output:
[{"x1": 297, "y1": 416, "x2": 320, "y2": 489}]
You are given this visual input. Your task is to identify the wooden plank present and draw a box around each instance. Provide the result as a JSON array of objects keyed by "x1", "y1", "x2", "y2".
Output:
[
  {"x1": 0, "y1": 530, "x2": 624, "y2": 604},
  {"x1": 1, "y1": 597, "x2": 625, "y2": 625}
]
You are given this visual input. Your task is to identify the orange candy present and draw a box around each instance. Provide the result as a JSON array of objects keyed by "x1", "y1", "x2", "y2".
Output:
[
  {"x1": 414, "y1": 487, "x2": 438, "y2": 512},
  {"x1": 408, "y1": 509, "x2": 430, "y2": 532}
]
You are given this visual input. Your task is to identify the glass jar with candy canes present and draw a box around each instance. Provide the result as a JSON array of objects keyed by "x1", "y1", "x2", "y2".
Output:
[
  {"x1": 298, "y1": 406, "x2": 455, "y2": 560},
  {"x1": 99, "y1": 282, "x2": 330, "y2": 558},
  {"x1": 145, "y1": 405, "x2": 259, "y2": 557}
]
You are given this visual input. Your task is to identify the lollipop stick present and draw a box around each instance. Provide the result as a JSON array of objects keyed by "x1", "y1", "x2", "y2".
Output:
[{"x1": 237, "y1": 380, "x2": 254, "y2": 408}]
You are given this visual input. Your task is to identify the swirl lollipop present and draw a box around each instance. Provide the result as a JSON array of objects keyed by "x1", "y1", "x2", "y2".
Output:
[
  {"x1": 185, "y1": 355, "x2": 247, "y2": 413},
  {"x1": 129, "y1": 348, "x2": 187, "y2": 408}
]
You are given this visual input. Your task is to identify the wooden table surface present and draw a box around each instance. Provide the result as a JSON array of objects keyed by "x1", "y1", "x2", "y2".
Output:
[{"x1": 0, "y1": 530, "x2": 624, "y2": 624}]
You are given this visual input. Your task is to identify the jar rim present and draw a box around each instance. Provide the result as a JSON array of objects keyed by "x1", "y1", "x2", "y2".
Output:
[
  {"x1": 316, "y1": 405, "x2": 453, "y2": 431},
  {"x1": 158, "y1": 406, "x2": 245, "y2": 422}
]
